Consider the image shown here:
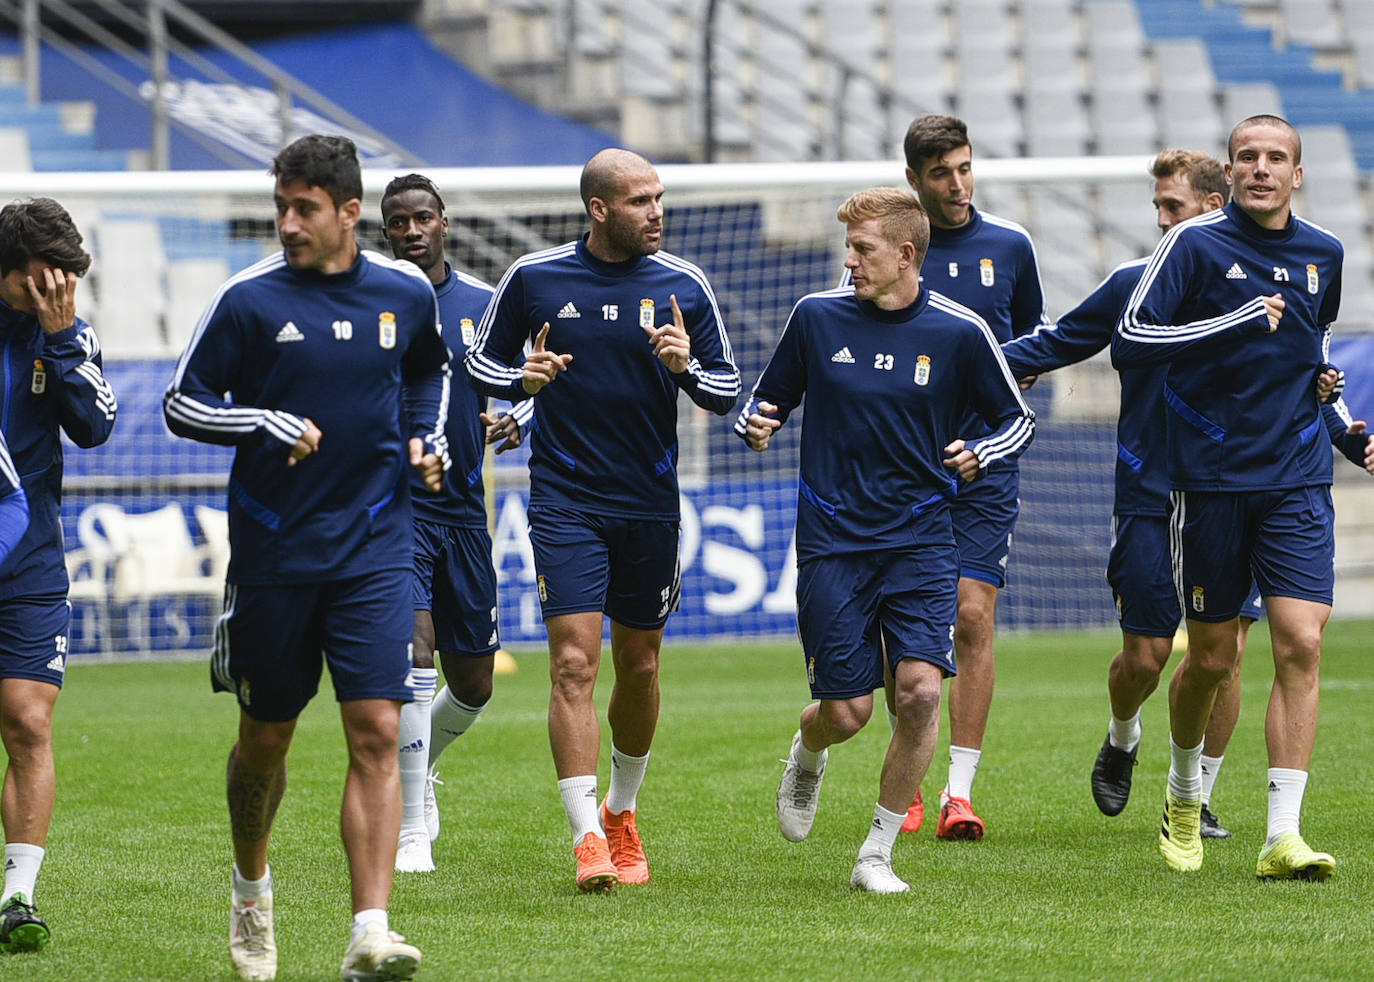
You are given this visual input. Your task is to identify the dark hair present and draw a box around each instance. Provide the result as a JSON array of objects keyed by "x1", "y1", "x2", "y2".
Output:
[
  {"x1": 270, "y1": 134, "x2": 362, "y2": 207},
  {"x1": 1227, "y1": 114, "x2": 1302, "y2": 165},
  {"x1": 903, "y1": 114, "x2": 971, "y2": 173},
  {"x1": 1150, "y1": 149, "x2": 1229, "y2": 201},
  {"x1": 0, "y1": 197, "x2": 92, "y2": 277},
  {"x1": 381, "y1": 173, "x2": 445, "y2": 215}
]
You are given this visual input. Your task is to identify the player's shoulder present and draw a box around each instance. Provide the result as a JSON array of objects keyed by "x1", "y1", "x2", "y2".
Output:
[
  {"x1": 1106, "y1": 256, "x2": 1151, "y2": 286},
  {"x1": 975, "y1": 210, "x2": 1037, "y2": 249},
  {"x1": 511, "y1": 241, "x2": 580, "y2": 275},
  {"x1": 214, "y1": 253, "x2": 291, "y2": 309},
  {"x1": 926, "y1": 290, "x2": 994, "y2": 334},
  {"x1": 646, "y1": 249, "x2": 716, "y2": 292},
  {"x1": 1293, "y1": 215, "x2": 1345, "y2": 255},
  {"x1": 362, "y1": 250, "x2": 436, "y2": 290},
  {"x1": 449, "y1": 267, "x2": 496, "y2": 298}
]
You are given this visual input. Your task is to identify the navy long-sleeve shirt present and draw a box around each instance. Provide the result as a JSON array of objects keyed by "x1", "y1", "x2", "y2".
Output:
[
  {"x1": 735, "y1": 287, "x2": 1034, "y2": 562},
  {"x1": 466, "y1": 237, "x2": 741, "y2": 520},
  {"x1": 164, "y1": 250, "x2": 450, "y2": 585},
  {"x1": 1114, "y1": 201, "x2": 1343, "y2": 492},
  {"x1": 0, "y1": 303, "x2": 116, "y2": 598},
  {"x1": 409, "y1": 266, "x2": 531, "y2": 529}
]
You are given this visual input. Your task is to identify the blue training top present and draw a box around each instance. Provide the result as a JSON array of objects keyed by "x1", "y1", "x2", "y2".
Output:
[
  {"x1": 1114, "y1": 201, "x2": 1344, "y2": 492},
  {"x1": 841, "y1": 205, "x2": 1049, "y2": 451},
  {"x1": 465, "y1": 237, "x2": 741, "y2": 521},
  {"x1": 1006, "y1": 257, "x2": 1362, "y2": 516},
  {"x1": 409, "y1": 265, "x2": 531, "y2": 529},
  {"x1": 164, "y1": 250, "x2": 451, "y2": 585},
  {"x1": 735, "y1": 287, "x2": 1035, "y2": 563},
  {"x1": 0, "y1": 303, "x2": 116, "y2": 598}
]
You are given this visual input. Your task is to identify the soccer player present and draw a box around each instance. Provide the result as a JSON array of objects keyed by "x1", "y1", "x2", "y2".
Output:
[
  {"x1": 743, "y1": 187, "x2": 1033, "y2": 892},
  {"x1": 466, "y1": 148, "x2": 740, "y2": 892},
  {"x1": 860, "y1": 114, "x2": 1048, "y2": 838},
  {"x1": 380, "y1": 173, "x2": 531, "y2": 874},
  {"x1": 1001, "y1": 150, "x2": 1365, "y2": 839},
  {"x1": 0, "y1": 197, "x2": 112, "y2": 954},
  {"x1": 1114, "y1": 115, "x2": 1370, "y2": 879},
  {"x1": 165, "y1": 135, "x2": 446, "y2": 980}
]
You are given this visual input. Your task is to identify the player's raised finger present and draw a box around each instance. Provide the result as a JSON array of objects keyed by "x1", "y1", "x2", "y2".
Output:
[{"x1": 534, "y1": 322, "x2": 550, "y2": 353}]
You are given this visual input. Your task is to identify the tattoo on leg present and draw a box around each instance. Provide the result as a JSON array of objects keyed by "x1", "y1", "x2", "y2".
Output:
[{"x1": 226, "y1": 747, "x2": 287, "y2": 845}]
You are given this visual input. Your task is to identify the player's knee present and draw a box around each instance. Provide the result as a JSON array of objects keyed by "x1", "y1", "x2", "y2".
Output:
[
  {"x1": 0, "y1": 703, "x2": 52, "y2": 755},
  {"x1": 549, "y1": 647, "x2": 599, "y2": 695},
  {"x1": 452, "y1": 674, "x2": 493, "y2": 708},
  {"x1": 819, "y1": 698, "x2": 870, "y2": 740},
  {"x1": 1121, "y1": 636, "x2": 1171, "y2": 679},
  {"x1": 892, "y1": 676, "x2": 940, "y2": 725}
]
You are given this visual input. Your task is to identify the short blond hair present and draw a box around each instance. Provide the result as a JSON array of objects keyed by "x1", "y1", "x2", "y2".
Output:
[
  {"x1": 1150, "y1": 149, "x2": 1228, "y2": 201},
  {"x1": 836, "y1": 187, "x2": 930, "y2": 261}
]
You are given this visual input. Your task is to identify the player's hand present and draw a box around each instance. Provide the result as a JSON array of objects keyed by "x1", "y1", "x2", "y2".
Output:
[
  {"x1": 1262, "y1": 293, "x2": 1284, "y2": 332},
  {"x1": 1347, "y1": 420, "x2": 1374, "y2": 475},
  {"x1": 943, "y1": 439, "x2": 981, "y2": 482},
  {"x1": 288, "y1": 417, "x2": 322, "y2": 466},
  {"x1": 1316, "y1": 366, "x2": 1341, "y2": 403},
  {"x1": 744, "y1": 401, "x2": 782, "y2": 452},
  {"x1": 1017, "y1": 374, "x2": 1037, "y2": 391},
  {"x1": 481, "y1": 410, "x2": 523, "y2": 454},
  {"x1": 644, "y1": 294, "x2": 691, "y2": 374},
  {"x1": 28, "y1": 267, "x2": 78, "y2": 335},
  {"x1": 522, "y1": 322, "x2": 573, "y2": 395},
  {"x1": 409, "y1": 436, "x2": 444, "y2": 491}
]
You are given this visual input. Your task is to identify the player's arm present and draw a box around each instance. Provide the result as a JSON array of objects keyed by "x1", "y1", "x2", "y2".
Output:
[
  {"x1": 163, "y1": 291, "x2": 313, "y2": 456},
  {"x1": 0, "y1": 431, "x2": 27, "y2": 566},
  {"x1": 734, "y1": 299, "x2": 808, "y2": 451},
  {"x1": 1112, "y1": 230, "x2": 1273, "y2": 369},
  {"x1": 651, "y1": 289, "x2": 742, "y2": 415},
  {"x1": 465, "y1": 270, "x2": 570, "y2": 401},
  {"x1": 43, "y1": 317, "x2": 117, "y2": 448},
  {"x1": 1009, "y1": 237, "x2": 1051, "y2": 341},
  {"x1": 951, "y1": 322, "x2": 1036, "y2": 481},
  {"x1": 401, "y1": 296, "x2": 452, "y2": 490},
  {"x1": 1000, "y1": 269, "x2": 1125, "y2": 378}
]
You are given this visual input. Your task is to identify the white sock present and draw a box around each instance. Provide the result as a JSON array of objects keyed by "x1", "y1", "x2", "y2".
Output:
[
  {"x1": 1167, "y1": 737, "x2": 1203, "y2": 800},
  {"x1": 1199, "y1": 753, "x2": 1225, "y2": 806},
  {"x1": 428, "y1": 686, "x2": 486, "y2": 765},
  {"x1": 231, "y1": 863, "x2": 271, "y2": 902},
  {"x1": 3, "y1": 844, "x2": 44, "y2": 904},
  {"x1": 1265, "y1": 767, "x2": 1308, "y2": 846},
  {"x1": 945, "y1": 745, "x2": 981, "y2": 802},
  {"x1": 794, "y1": 730, "x2": 826, "y2": 772},
  {"x1": 557, "y1": 775, "x2": 602, "y2": 847},
  {"x1": 398, "y1": 668, "x2": 438, "y2": 836},
  {"x1": 859, "y1": 803, "x2": 905, "y2": 861},
  {"x1": 350, "y1": 908, "x2": 387, "y2": 943},
  {"x1": 1108, "y1": 710, "x2": 1142, "y2": 753},
  {"x1": 606, "y1": 746, "x2": 650, "y2": 815}
]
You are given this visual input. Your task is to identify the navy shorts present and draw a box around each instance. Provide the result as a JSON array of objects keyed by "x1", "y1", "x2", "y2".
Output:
[
  {"x1": 1171, "y1": 487, "x2": 1334, "y2": 623},
  {"x1": 951, "y1": 464, "x2": 1019, "y2": 587},
  {"x1": 1240, "y1": 583, "x2": 1265, "y2": 623},
  {"x1": 527, "y1": 505, "x2": 680, "y2": 630},
  {"x1": 796, "y1": 545, "x2": 959, "y2": 700},
  {"x1": 0, "y1": 594, "x2": 70, "y2": 687},
  {"x1": 1107, "y1": 515, "x2": 1181, "y2": 638},
  {"x1": 411, "y1": 520, "x2": 500, "y2": 657},
  {"x1": 211, "y1": 569, "x2": 415, "y2": 722}
]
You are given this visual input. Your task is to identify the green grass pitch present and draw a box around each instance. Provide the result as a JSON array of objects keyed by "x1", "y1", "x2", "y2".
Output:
[{"x1": 7, "y1": 620, "x2": 1373, "y2": 980}]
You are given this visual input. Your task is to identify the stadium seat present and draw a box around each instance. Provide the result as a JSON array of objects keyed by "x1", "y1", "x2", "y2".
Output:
[
  {"x1": 1278, "y1": 0, "x2": 1344, "y2": 48},
  {"x1": 93, "y1": 220, "x2": 168, "y2": 356},
  {"x1": 164, "y1": 258, "x2": 230, "y2": 353},
  {"x1": 0, "y1": 127, "x2": 31, "y2": 171},
  {"x1": 1220, "y1": 81, "x2": 1286, "y2": 122},
  {"x1": 1152, "y1": 37, "x2": 1217, "y2": 94},
  {"x1": 1025, "y1": 90, "x2": 1092, "y2": 156}
]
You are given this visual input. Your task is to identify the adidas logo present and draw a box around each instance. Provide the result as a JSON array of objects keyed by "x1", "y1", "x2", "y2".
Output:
[
  {"x1": 1269, "y1": 781, "x2": 1280, "y2": 792},
  {"x1": 1225, "y1": 263, "x2": 1247, "y2": 280},
  {"x1": 4, "y1": 860, "x2": 14, "y2": 872},
  {"x1": 275, "y1": 321, "x2": 305, "y2": 343},
  {"x1": 557, "y1": 302, "x2": 581, "y2": 319},
  {"x1": 400, "y1": 739, "x2": 425, "y2": 753},
  {"x1": 831, "y1": 346, "x2": 855, "y2": 363},
  {"x1": 45, "y1": 655, "x2": 65, "y2": 674},
  {"x1": 488, "y1": 630, "x2": 498, "y2": 646}
]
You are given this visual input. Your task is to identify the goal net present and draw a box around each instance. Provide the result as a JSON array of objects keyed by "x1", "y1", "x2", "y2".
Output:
[{"x1": 14, "y1": 157, "x2": 1368, "y2": 659}]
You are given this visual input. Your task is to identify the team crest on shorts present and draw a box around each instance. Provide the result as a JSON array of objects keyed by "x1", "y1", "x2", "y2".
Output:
[
  {"x1": 379, "y1": 311, "x2": 397, "y2": 349},
  {"x1": 538, "y1": 575, "x2": 548, "y2": 602},
  {"x1": 30, "y1": 359, "x2": 45, "y2": 394},
  {"x1": 640, "y1": 298, "x2": 655, "y2": 328},
  {"x1": 980, "y1": 258, "x2": 995, "y2": 286},
  {"x1": 1306, "y1": 264, "x2": 1319, "y2": 294},
  {"x1": 914, "y1": 354, "x2": 932, "y2": 386},
  {"x1": 807, "y1": 656, "x2": 816, "y2": 686},
  {"x1": 461, "y1": 317, "x2": 475, "y2": 345},
  {"x1": 1191, "y1": 585, "x2": 1205, "y2": 613},
  {"x1": 238, "y1": 678, "x2": 251, "y2": 707}
]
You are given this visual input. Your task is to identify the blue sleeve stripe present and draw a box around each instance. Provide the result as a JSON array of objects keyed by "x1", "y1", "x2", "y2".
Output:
[{"x1": 1116, "y1": 441, "x2": 1144, "y2": 473}]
